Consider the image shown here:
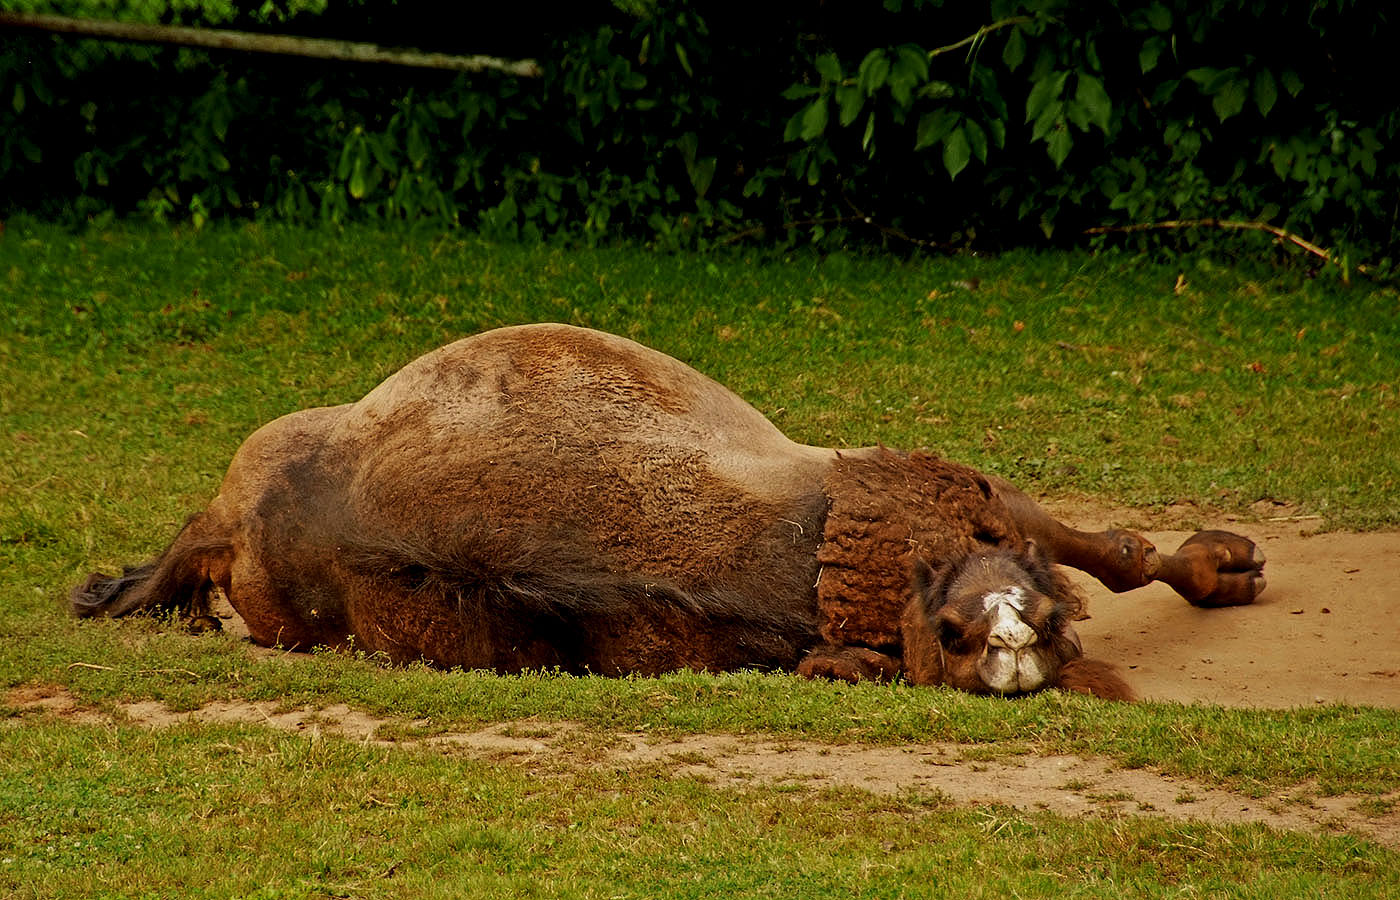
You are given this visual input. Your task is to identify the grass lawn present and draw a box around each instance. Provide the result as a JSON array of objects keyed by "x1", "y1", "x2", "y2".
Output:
[{"x1": 2, "y1": 221, "x2": 1398, "y2": 897}]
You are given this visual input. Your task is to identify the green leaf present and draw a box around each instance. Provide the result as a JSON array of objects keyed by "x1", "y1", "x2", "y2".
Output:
[
  {"x1": 675, "y1": 43, "x2": 693, "y2": 77},
  {"x1": 1030, "y1": 101, "x2": 1063, "y2": 141},
  {"x1": 915, "y1": 109, "x2": 959, "y2": 150},
  {"x1": 407, "y1": 126, "x2": 429, "y2": 167},
  {"x1": 1146, "y1": 3, "x2": 1172, "y2": 31},
  {"x1": 1212, "y1": 78, "x2": 1247, "y2": 121},
  {"x1": 676, "y1": 131, "x2": 698, "y2": 163},
  {"x1": 12, "y1": 84, "x2": 24, "y2": 115},
  {"x1": 1075, "y1": 73, "x2": 1111, "y2": 133},
  {"x1": 783, "y1": 108, "x2": 806, "y2": 142},
  {"x1": 1025, "y1": 71, "x2": 1068, "y2": 123},
  {"x1": 688, "y1": 156, "x2": 717, "y2": 198},
  {"x1": 896, "y1": 44, "x2": 929, "y2": 82},
  {"x1": 1002, "y1": 27, "x2": 1026, "y2": 70},
  {"x1": 336, "y1": 137, "x2": 356, "y2": 180},
  {"x1": 814, "y1": 53, "x2": 842, "y2": 84},
  {"x1": 799, "y1": 98, "x2": 829, "y2": 140},
  {"x1": 1281, "y1": 68, "x2": 1304, "y2": 97},
  {"x1": 1066, "y1": 100, "x2": 1091, "y2": 131},
  {"x1": 1254, "y1": 69, "x2": 1278, "y2": 117},
  {"x1": 917, "y1": 80, "x2": 956, "y2": 100},
  {"x1": 862, "y1": 112, "x2": 876, "y2": 153},
  {"x1": 964, "y1": 119, "x2": 988, "y2": 162},
  {"x1": 349, "y1": 155, "x2": 367, "y2": 199},
  {"x1": 1187, "y1": 67, "x2": 1239, "y2": 95},
  {"x1": 837, "y1": 85, "x2": 864, "y2": 127},
  {"x1": 858, "y1": 50, "x2": 890, "y2": 95},
  {"x1": 943, "y1": 126, "x2": 971, "y2": 179},
  {"x1": 1047, "y1": 127, "x2": 1072, "y2": 167},
  {"x1": 1139, "y1": 36, "x2": 1164, "y2": 74},
  {"x1": 985, "y1": 117, "x2": 1006, "y2": 148},
  {"x1": 888, "y1": 55, "x2": 919, "y2": 107},
  {"x1": 1185, "y1": 67, "x2": 1221, "y2": 90}
]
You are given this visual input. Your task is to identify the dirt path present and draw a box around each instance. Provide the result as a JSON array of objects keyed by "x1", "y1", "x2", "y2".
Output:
[
  {"x1": 1043, "y1": 508, "x2": 1400, "y2": 708},
  {"x1": 8, "y1": 684, "x2": 1398, "y2": 848}
]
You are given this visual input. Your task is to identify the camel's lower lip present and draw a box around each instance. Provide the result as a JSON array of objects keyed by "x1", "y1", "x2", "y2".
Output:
[{"x1": 980, "y1": 647, "x2": 1052, "y2": 695}]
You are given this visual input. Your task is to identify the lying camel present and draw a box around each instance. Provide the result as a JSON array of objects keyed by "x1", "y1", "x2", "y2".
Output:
[{"x1": 73, "y1": 324, "x2": 1266, "y2": 699}]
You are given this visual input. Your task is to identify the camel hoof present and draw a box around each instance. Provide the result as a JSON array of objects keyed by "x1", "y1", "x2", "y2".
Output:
[
  {"x1": 1188, "y1": 570, "x2": 1267, "y2": 608},
  {"x1": 1177, "y1": 530, "x2": 1266, "y2": 607},
  {"x1": 797, "y1": 647, "x2": 899, "y2": 684},
  {"x1": 1180, "y1": 530, "x2": 1266, "y2": 572}
]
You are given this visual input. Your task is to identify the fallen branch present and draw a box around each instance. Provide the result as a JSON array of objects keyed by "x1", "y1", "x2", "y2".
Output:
[
  {"x1": 67, "y1": 661, "x2": 203, "y2": 679},
  {"x1": 1084, "y1": 218, "x2": 1367, "y2": 278},
  {"x1": 842, "y1": 194, "x2": 953, "y2": 251},
  {"x1": 0, "y1": 12, "x2": 542, "y2": 76}
]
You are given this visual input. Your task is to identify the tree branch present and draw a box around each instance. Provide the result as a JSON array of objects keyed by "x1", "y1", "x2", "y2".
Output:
[
  {"x1": 1084, "y1": 218, "x2": 1367, "y2": 277},
  {"x1": 927, "y1": 17, "x2": 1033, "y2": 61},
  {"x1": 0, "y1": 12, "x2": 542, "y2": 76}
]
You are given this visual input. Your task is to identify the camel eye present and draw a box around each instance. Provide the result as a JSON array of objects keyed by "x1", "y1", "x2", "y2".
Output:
[{"x1": 936, "y1": 619, "x2": 972, "y2": 653}]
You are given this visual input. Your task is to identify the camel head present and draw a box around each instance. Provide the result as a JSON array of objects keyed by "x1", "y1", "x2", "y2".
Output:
[{"x1": 906, "y1": 541, "x2": 1086, "y2": 696}]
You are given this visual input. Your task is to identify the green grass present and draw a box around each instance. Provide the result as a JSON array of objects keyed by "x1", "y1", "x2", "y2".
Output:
[
  {"x1": 1, "y1": 718, "x2": 1395, "y2": 900},
  {"x1": 2, "y1": 221, "x2": 1399, "y2": 896}
]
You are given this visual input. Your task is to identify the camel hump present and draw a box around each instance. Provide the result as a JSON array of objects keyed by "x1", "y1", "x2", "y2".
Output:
[{"x1": 339, "y1": 324, "x2": 832, "y2": 496}]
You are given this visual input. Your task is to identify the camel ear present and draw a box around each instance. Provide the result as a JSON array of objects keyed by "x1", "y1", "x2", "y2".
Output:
[
  {"x1": 909, "y1": 557, "x2": 947, "y2": 611},
  {"x1": 1017, "y1": 537, "x2": 1051, "y2": 571}
]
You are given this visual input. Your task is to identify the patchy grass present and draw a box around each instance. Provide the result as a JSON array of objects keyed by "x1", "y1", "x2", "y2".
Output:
[
  {"x1": 2, "y1": 221, "x2": 1399, "y2": 893},
  {"x1": 1, "y1": 718, "x2": 1395, "y2": 900}
]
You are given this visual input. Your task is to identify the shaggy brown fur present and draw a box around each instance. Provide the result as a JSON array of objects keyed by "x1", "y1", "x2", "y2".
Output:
[
  {"x1": 815, "y1": 448, "x2": 1021, "y2": 650},
  {"x1": 71, "y1": 323, "x2": 1265, "y2": 701}
]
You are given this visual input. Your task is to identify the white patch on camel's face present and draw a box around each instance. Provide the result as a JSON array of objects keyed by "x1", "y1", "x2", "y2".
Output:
[{"x1": 976, "y1": 585, "x2": 1053, "y2": 694}]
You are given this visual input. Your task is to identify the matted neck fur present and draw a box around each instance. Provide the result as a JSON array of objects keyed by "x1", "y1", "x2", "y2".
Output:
[{"x1": 71, "y1": 324, "x2": 1265, "y2": 701}]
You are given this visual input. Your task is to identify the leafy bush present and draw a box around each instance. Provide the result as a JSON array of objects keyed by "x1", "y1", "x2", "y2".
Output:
[{"x1": 0, "y1": 0, "x2": 1395, "y2": 268}]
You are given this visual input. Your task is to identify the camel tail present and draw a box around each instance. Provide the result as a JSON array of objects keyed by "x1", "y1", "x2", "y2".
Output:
[{"x1": 71, "y1": 513, "x2": 232, "y2": 619}]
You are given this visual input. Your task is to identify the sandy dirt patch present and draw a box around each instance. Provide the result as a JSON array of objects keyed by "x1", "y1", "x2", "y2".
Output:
[
  {"x1": 6, "y1": 683, "x2": 1397, "y2": 848},
  {"x1": 1041, "y1": 508, "x2": 1400, "y2": 708}
]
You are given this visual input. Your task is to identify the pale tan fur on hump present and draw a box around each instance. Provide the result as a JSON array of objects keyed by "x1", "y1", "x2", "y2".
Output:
[{"x1": 315, "y1": 324, "x2": 831, "y2": 581}]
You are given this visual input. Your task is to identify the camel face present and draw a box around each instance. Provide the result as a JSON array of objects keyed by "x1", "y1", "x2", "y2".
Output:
[{"x1": 912, "y1": 544, "x2": 1082, "y2": 696}]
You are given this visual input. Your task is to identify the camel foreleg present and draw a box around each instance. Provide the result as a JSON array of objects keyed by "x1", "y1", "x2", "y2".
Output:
[{"x1": 986, "y1": 477, "x2": 1266, "y2": 607}]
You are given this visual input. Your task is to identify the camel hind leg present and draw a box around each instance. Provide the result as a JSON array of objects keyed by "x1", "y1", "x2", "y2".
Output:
[{"x1": 985, "y1": 476, "x2": 1266, "y2": 607}]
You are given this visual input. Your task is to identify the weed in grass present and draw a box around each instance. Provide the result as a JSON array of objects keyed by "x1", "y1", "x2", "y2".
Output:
[{"x1": 1356, "y1": 797, "x2": 1399, "y2": 817}]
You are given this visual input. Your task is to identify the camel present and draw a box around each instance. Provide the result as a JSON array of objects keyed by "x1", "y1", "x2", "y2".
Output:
[{"x1": 72, "y1": 324, "x2": 1266, "y2": 700}]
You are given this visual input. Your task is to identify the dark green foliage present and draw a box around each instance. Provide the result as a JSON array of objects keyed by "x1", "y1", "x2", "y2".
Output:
[{"x1": 0, "y1": 0, "x2": 1396, "y2": 266}]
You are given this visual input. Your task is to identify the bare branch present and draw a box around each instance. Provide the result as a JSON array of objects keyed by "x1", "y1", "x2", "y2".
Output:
[
  {"x1": 927, "y1": 17, "x2": 1033, "y2": 61},
  {"x1": 0, "y1": 12, "x2": 542, "y2": 77},
  {"x1": 1085, "y1": 218, "x2": 1369, "y2": 278}
]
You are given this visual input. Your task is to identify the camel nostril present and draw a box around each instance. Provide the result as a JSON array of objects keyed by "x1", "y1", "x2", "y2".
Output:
[
  {"x1": 988, "y1": 626, "x2": 1035, "y2": 651},
  {"x1": 1142, "y1": 545, "x2": 1161, "y2": 577}
]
